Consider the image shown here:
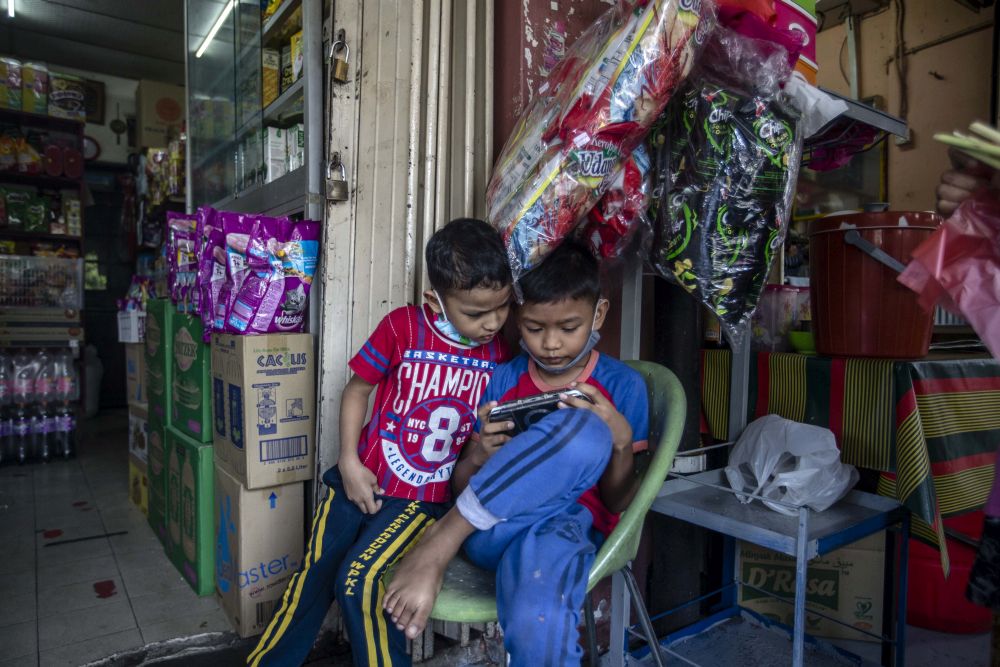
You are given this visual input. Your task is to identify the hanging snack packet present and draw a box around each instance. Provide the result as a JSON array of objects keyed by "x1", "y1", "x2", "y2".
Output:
[
  {"x1": 578, "y1": 143, "x2": 653, "y2": 260},
  {"x1": 650, "y1": 26, "x2": 803, "y2": 347},
  {"x1": 487, "y1": 0, "x2": 715, "y2": 284},
  {"x1": 227, "y1": 219, "x2": 319, "y2": 334},
  {"x1": 166, "y1": 211, "x2": 199, "y2": 311},
  {"x1": 214, "y1": 212, "x2": 256, "y2": 332},
  {"x1": 195, "y1": 207, "x2": 223, "y2": 336}
]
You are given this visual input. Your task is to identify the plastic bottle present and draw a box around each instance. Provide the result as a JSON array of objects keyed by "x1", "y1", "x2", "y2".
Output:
[
  {"x1": 0, "y1": 351, "x2": 11, "y2": 406},
  {"x1": 56, "y1": 404, "x2": 75, "y2": 459},
  {"x1": 12, "y1": 351, "x2": 34, "y2": 405},
  {"x1": 32, "y1": 404, "x2": 49, "y2": 462},
  {"x1": 34, "y1": 352, "x2": 55, "y2": 405},
  {"x1": 54, "y1": 350, "x2": 78, "y2": 402},
  {"x1": 0, "y1": 352, "x2": 9, "y2": 464},
  {"x1": 12, "y1": 404, "x2": 29, "y2": 464}
]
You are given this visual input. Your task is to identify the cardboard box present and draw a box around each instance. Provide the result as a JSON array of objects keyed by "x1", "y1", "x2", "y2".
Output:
[
  {"x1": 286, "y1": 123, "x2": 304, "y2": 172},
  {"x1": 215, "y1": 464, "x2": 304, "y2": 638},
  {"x1": 263, "y1": 127, "x2": 286, "y2": 183},
  {"x1": 128, "y1": 401, "x2": 149, "y2": 464},
  {"x1": 262, "y1": 49, "x2": 280, "y2": 108},
  {"x1": 166, "y1": 425, "x2": 215, "y2": 596},
  {"x1": 145, "y1": 299, "x2": 173, "y2": 424},
  {"x1": 280, "y1": 45, "x2": 293, "y2": 91},
  {"x1": 290, "y1": 31, "x2": 304, "y2": 82},
  {"x1": 128, "y1": 454, "x2": 149, "y2": 516},
  {"x1": 125, "y1": 343, "x2": 147, "y2": 405},
  {"x1": 738, "y1": 533, "x2": 885, "y2": 642},
  {"x1": 211, "y1": 333, "x2": 314, "y2": 489},
  {"x1": 136, "y1": 79, "x2": 185, "y2": 148},
  {"x1": 147, "y1": 413, "x2": 169, "y2": 548},
  {"x1": 170, "y1": 307, "x2": 212, "y2": 443}
]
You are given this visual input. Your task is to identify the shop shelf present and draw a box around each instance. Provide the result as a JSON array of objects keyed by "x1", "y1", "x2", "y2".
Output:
[
  {"x1": 0, "y1": 171, "x2": 81, "y2": 189},
  {"x1": 263, "y1": 78, "x2": 304, "y2": 125},
  {"x1": 0, "y1": 229, "x2": 82, "y2": 244},
  {"x1": 0, "y1": 108, "x2": 84, "y2": 134},
  {"x1": 0, "y1": 255, "x2": 84, "y2": 309},
  {"x1": 262, "y1": 0, "x2": 303, "y2": 45},
  {"x1": 211, "y1": 165, "x2": 306, "y2": 217}
]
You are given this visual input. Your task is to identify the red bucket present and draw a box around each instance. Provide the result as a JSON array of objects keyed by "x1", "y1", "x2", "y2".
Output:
[{"x1": 809, "y1": 211, "x2": 943, "y2": 358}]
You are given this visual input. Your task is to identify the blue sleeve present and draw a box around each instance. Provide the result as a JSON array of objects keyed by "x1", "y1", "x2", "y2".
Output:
[
  {"x1": 474, "y1": 363, "x2": 513, "y2": 434},
  {"x1": 614, "y1": 371, "x2": 650, "y2": 451}
]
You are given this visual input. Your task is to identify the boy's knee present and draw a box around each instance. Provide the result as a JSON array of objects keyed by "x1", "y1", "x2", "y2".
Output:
[{"x1": 537, "y1": 408, "x2": 612, "y2": 461}]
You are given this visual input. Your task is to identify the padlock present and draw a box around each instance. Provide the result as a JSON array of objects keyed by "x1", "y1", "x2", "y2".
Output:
[
  {"x1": 331, "y1": 40, "x2": 350, "y2": 84},
  {"x1": 326, "y1": 161, "x2": 349, "y2": 201}
]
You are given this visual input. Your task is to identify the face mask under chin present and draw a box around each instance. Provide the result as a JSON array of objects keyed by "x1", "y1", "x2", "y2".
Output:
[{"x1": 432, "y1": 290, "x2": 482, "y2": 347}]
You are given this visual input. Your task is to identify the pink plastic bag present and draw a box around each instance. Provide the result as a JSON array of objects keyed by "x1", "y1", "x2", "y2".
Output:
[{"x1": 898, "y1": 196, "x2": 1000, "y2": 359}]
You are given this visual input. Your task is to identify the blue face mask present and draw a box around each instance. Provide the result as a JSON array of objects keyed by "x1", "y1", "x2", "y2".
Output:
[
  {"x1": 432, "y1": 291, "x2": 483, "y2": 347},
  {"x1": 521, "y1": 300, "x2": 605, "y2": 375}
]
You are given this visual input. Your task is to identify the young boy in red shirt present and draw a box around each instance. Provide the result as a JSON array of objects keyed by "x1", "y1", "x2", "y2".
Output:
[{"x1": 247, "y1": 219, "x2": 513, "y2": 667}]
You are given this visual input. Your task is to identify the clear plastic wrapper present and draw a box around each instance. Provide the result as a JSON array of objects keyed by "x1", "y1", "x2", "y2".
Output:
[
  {"x1": 213, "y1": 212, "x2": 256, "y2": 333},
  {"x1": 487, "y1": 0, "x2": 715, "y2": 285},
  {"x1": 165, "y1": 211, "x2": 198, "y2": 311},
  {"x1": 649, "y1": 26, "x2": 803, "y2": 346},
  {"x1": 578, "y1": 143, "x2": 653, "y2": 261}
]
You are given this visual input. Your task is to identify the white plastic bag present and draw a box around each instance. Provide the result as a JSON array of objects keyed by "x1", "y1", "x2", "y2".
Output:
[{"x1": 724, "y1": 414, "x2": 859, "y2": 516}]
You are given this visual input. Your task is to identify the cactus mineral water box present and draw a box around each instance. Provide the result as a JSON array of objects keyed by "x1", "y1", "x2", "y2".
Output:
[
  {"x1": 170, "y1": 306, "x2": 212, "y2": 442},
  {"x1": 147, "y1": 413, "x2": 169, "y2": 548},
  {"x1": 214, "y1": 463, "x2": 304, "y2": 637},
  {"x1": 166, "y1": 425, "x2": 215, "y2": 596},
  {"x1": 144, "y1": 299, "x2": 173, "y2": 424},
  {"x1": 211, "y1": 333, "x2": 314, "y2": 489}
]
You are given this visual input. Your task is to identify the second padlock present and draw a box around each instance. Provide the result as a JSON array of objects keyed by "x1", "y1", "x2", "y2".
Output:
[
  {"x1": 326, "y1": 160, "x2": 349, "y2": 201},
  {"x1": 331, "y1": 39, "x2": 350, "y2": 83}
]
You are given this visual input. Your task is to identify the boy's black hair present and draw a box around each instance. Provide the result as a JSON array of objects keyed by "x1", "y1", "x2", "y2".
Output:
[
  {"x1": 426, "y1": 218, "x2": 512, "y2": 293},
  {"x1": 519, "y1": 239, "x2": 601, "y2": 305}
]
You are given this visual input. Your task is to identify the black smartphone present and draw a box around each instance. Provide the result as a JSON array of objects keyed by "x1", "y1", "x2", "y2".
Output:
[{"x1": 487, "y1": 388, "x2": 592, "y2": 436}]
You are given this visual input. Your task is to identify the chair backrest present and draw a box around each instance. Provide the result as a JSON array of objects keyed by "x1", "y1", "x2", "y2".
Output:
[{"x1": 586, "y1": 361, "x2": 686, "y2": 590}]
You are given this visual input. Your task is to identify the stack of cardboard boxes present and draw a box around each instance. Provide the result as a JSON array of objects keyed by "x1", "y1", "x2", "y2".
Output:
[
  {"x1": 144, "y1": 299, "x2": 216, "y2": 595},
  {"x1": 211, "y1": 332, "x2": 313, "y2": 637},
  {"x1": 142, "y1": 298, "x2": 315, "y2": 638},
  {"x1": 125, "y1": 342, "x2": 148, "y2": 516}
]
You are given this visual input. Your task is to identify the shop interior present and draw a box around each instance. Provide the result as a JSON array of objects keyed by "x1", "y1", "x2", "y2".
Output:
[{"x1": 0, "y1": 0, "x2": 998, "y2": 665}]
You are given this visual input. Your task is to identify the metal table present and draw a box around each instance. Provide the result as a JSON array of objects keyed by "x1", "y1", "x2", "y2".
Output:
[{"x1": 648, "y1": 468, "x2": 910, "y2": 667}]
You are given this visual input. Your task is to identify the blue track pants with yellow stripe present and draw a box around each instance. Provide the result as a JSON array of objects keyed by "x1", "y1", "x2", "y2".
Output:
[
  {"x1": 456, "y1": 408, "x2": 613, "y2": 667},
  {"x1": 247, "y1": 466, "x2": 446, "y2": 667}
]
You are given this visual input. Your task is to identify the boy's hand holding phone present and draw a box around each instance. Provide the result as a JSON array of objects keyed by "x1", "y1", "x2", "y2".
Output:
[
  {"x1": 558, "y1": 383, "x2": 633, "y2": 452},
  {"x1": 469, "y1": 401, "x2": 513, "y2": 466},
  {"x1": 339, "y1": 457, "x2": 385, "y2": 514}
]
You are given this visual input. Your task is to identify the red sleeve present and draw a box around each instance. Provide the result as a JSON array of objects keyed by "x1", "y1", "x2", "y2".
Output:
[{"x1": 348, "y1": 309, "x2": 401, "y2": 385}]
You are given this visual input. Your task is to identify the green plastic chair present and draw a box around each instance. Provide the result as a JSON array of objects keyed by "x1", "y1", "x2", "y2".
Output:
[{"x1": 425, "y1": 361, "x2": 685, "y2": 666}]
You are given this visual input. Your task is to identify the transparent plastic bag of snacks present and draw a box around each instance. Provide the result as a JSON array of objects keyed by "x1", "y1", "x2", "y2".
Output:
[
  {"x1": 649, "y1": 26, "x2": 803, "y2": 348},
  {"x1": 165, "y1": 211, "x2": 198, "y2": 310},
  {"x1": 486, "y1": 0, "x2": 716, "y2": 288},
  {"x1": 577, "y1": 143, "x2": 654, "y2": 263}
]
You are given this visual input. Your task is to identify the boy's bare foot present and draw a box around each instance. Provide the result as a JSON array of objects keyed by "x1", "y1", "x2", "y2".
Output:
[{"x1": 384, "y1": 508, "x2": 475, "y2": 639}]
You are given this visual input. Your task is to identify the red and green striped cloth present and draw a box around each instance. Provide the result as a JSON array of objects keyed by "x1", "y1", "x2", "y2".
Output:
[{"x1": 701, "y1": 350, "x2": 1000, "y2": 574}]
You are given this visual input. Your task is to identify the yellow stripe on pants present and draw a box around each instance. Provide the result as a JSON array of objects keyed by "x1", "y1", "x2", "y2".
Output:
[
  {"x1": 362, "y1": 514, "x2": 435, "y2": 665},
  {"x1": 248, "y1": 488, "x2": 336, "y2": 667}
]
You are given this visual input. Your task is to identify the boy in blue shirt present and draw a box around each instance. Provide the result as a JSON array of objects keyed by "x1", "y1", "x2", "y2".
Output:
[{"x1": 383, "y1": 239, "x2": 649, "y2": 666}]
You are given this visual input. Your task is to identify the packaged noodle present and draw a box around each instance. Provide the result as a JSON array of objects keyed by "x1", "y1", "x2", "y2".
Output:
[
  {"x1": 487, "y1": 0, "x2": 716, "y2": 284},
  {"x1": 649, "y1": 26, "x2": 803, "y2": 347},
  {"x1": 578, "y1": 143, "x2": 653, "y2": 260}
]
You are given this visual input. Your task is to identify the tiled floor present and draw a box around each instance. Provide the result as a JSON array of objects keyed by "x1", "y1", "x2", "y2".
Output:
[{"x1": 0, "y1": 409, "x2": 230, "y2": 667}]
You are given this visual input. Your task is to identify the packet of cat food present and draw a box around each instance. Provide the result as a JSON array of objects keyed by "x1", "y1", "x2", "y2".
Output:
[
  {"x1": 21, "y1": 62, "x2": 48, "y2": 115},
  {"x1": 0, "y1": 57, "x2": 22, "y2": 110},
  {"x1": 214, "y1": 212, "x2": 257, "y2": 332},
  {"x1": 487, "y1": 0, "x2": 715, "y2": 285},
  {"x1": 227, "y1": 218, "x2": 319, "y2": 334},
  {"x1": 166, "y1": 211, "x2": 199, "y2": 309}
]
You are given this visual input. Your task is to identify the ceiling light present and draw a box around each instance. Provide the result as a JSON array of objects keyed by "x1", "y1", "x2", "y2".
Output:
[
  {"x1": 195, "y1": 0, "x2": 234, "y2": 58},
  {"x1": 7, "y1": 0, "x2": 14, "y2": 19}
]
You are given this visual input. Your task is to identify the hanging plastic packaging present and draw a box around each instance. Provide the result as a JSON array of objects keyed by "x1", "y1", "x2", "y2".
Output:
[
  {"x1": 649, "y1": 26, "x2": 803, "y2": 347},
  {"x1": 898, "y1": 196, "x2": 1000, "y2": 360},
  {"x1": 725, "y1": 414, "x2": 859, "y2": 516},
  {"x1": 227, "y1": 219, "x2": 320, "y2": 334},
  {"x1": 165, "y1": 211, "x2": 199, "y2": 312},
  {"x1": 213, "y1": 212, "x2": 256, "y2": 333},
  {"x1": 487, "y1": 0, "x2": 716, "y2": 285},
  {"x1": 578, "y1": 143, "x2": 654, "y2": 261}
]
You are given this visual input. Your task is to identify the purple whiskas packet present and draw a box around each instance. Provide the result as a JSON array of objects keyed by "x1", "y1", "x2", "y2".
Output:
[
  {"x1": 227, "y1": 219, "x2": 320, "y2": 334},
  {"x1": 214, "y1": 212, "x2": 256, "y2": 332},
  {"x1": 166, "y1": 211, "x2": 198, "y2": 308}
]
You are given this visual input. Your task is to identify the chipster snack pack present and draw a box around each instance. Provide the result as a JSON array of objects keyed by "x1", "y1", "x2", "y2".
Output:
[{"x1": 487, "y1": 0, "x2": 715, "y2": 284}]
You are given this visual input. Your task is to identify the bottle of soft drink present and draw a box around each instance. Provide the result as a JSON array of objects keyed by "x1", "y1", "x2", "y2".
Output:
[
  {"x1": 11, "y1": 351, "x2": 34, "y2": 405},
  {"x1": 56, "y1": 404, "x2": 75, "y2": 459},
  {"x1": 12, "y1": 404, "x2": 29, "y2": 464},
  {"x1": 32, "y1": 404, "x2": 49, "y2": 462},
  {"x1": 54, "y1": 350, "x2": 78, "y2": 402},
  {"x1": 0, "y1": 352, "x2": 9, "y2": 465},
  {"x1": 35, "y1": 352, "x2": 54, "y2": 405}
]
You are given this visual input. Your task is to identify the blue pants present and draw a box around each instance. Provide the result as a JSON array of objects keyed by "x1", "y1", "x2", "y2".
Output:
[
  {"x1": 458, "y1": 409, "x2": 612, "y2": 667},
  {"x1": 247, "y1": 467, "x2": 447, "y2": 667}
]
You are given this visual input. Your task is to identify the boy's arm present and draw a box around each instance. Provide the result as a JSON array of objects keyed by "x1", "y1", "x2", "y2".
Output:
[
  {"x1": 338, "y1": 373, "x2": 383, "y2": 513},
  {"x1": 451, "y1": 402, "x2": 514, "y2": 494}
]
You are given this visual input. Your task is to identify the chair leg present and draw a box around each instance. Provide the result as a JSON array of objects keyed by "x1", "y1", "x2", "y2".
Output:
[
  {"x1": 584, "y1": 590, "x2": 599, "y2": 667},
  {"x1": 621, "y1": 566, "x2": 665, "y2": 667}
]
